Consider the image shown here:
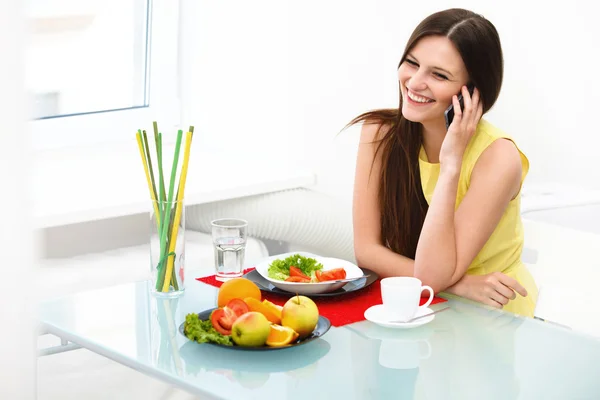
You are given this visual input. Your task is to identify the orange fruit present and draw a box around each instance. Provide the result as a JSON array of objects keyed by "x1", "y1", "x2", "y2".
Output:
[
  {"x1": 262, "y1": 300, "x2": 283, "y2": 323},
  {"x1": 217, "y1": 278, "x2": 261, "y2": 308},
  {"x1": 244, "y1": 298, "x2": 282, "y2": 324},
  {"x1": 266, "y1": 324, "x2": 299, "y2": 347}
]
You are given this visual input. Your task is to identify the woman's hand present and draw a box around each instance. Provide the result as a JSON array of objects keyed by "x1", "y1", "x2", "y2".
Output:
[
  {"x1": 447, "y1": 272, "x2": 528, "y2": 309},
  {"x1": 439, "y1": 86, "x2": 483, "y2": 169}
]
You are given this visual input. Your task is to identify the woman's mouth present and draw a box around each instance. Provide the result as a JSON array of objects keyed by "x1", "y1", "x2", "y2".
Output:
[{"x1": 406, "y1": 88, "x2": 435, "y2": 105}]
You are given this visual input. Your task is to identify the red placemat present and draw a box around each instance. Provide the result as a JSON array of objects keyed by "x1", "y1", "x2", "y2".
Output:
[{"x1": 196, "y1": 268, "x2": 446, "y2": 327}]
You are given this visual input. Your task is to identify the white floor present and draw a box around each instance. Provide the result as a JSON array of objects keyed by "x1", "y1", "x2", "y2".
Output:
[
  {"x1": 37, "y1": 271, "x2": 202, "y2": 400},
  {"x1": 37, "y1": 345, "x2": 200, "y2": 400},
  {"x1": 37, "y1": 232, "x2": 269, "y2": 400}
]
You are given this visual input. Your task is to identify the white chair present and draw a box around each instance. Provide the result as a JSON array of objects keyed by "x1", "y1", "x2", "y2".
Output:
[
  {"x1": 522, "y1": 217, "x2": 600, "y2": 337},
  {"x1": 186, "y1": 188, "x2": 356, "y2": 262},
  {"x1": 37, "y1": 230, "x2": 269, "y2": 300}
]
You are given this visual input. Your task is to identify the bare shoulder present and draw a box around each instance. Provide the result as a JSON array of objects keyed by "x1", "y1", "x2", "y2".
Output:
[
  {"x1": 359, "y1": 121, "x2": 392, "y2": 144},
  {"x1": 472, "y1": 138, "x2": 523, "y2": 197}
]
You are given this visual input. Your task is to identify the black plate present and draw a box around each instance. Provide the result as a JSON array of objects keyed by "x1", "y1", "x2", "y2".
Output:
[
  {"x1": 179, "y1": 308, "x2": 331, "y2": 351},
  {"x1": 242, "y1": 267, "x2": 379, "y2": 298}
]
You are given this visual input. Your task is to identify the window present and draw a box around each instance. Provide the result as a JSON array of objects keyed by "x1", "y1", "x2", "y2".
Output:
[{"x1": 27, "y1": 0, "x2": 180, "y2": 150}]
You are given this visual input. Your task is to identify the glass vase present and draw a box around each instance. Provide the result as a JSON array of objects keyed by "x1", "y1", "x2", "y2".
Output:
[{"x1": 150, "y1": 198, "x2": 185, "y2": 297}]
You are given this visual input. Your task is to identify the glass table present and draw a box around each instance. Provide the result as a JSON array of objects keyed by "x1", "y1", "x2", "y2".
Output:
[{"x1": 39, "y1": 279, "x2": 600, "y2": 399}]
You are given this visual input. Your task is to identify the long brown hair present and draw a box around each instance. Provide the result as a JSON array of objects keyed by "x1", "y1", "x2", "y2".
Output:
[{"x1": 348, "y1": 8, "x2": 504, "y2": 258}]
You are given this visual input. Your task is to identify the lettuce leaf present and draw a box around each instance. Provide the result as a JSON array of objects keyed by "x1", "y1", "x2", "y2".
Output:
[
  {"x1": 183, "y1": 313, "x2": 233, "y2": 346},
  {"x1": 267, "y1": 254, "x2": 323, "y2": 281}
]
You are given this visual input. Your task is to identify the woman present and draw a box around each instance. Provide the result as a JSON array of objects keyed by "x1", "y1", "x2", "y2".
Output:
[{"x1": 349, "y1": 8, "x2": 538, "y2": 317}]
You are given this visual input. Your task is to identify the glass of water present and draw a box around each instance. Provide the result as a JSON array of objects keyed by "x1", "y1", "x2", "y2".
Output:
[{"x1": 211, "y1": 218, "x2": 248, "y2": 281}]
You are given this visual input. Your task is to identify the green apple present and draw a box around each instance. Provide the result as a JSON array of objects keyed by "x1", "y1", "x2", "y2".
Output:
[
  {"x1": 231, "y1": 311, "x2": 271, "y2": 347},
  {"x1": 281, "y1": 295, "x2": 319, "y2": 339}
]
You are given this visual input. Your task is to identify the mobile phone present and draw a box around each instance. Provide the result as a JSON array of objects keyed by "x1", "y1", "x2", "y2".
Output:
[{"x1": 444, "y1": 84, "x2": 475, "y2": 130}]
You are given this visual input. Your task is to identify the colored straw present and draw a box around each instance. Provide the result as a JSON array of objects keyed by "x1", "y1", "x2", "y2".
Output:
[{"x1": 162, "y1": 131, "x2": 193, "y2": 292}]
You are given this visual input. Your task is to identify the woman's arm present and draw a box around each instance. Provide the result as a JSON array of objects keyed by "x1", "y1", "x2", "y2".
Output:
[
  {"x1": 446, "y1": 272, "x2": 528, "y2": 308},
  {"x1": 352, "y1": 93, "x2": 527, "y2": 310},
  {"x1": 352, "y1": 121, "x2": 414, "y2": 278},
  {"x1": 413, "y1": 88, "x2": 524, "y2": 292},
  {"x1": 352, "y1": 118, "x2": 526, "y2": 306}
]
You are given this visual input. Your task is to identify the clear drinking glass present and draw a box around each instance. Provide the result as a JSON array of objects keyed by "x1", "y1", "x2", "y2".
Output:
[{"x1": 211, "y1": 218, "x2": 247, "y2": 281}]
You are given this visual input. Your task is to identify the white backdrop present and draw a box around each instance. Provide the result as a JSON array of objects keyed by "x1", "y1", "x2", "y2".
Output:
[
  {"x1": 180, "y1": 0, "x2": 600, "y2": 201},
  {"x1": 0, "y1": 0, "x2": 36, "y2": 398}
]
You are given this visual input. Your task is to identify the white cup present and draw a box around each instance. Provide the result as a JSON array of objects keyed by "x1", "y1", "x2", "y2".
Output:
[{"x1": 380, "y1": 277, "x2": 434, "y2": 322}]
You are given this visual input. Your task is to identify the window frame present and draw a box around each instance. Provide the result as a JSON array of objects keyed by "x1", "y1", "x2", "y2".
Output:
[{"x1": 28, "y1": 0, "x2": 181, "y2": 151}]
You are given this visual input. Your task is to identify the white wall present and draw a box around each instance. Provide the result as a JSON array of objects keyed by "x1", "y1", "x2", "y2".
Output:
[
  {"x1": 40, "y1": 0, "x2": 600, "y2": 257},
  {"x1": 180, "y1": 0, "x2": 600, "y2": 200},
  {"x1": 0, "y1": 1, "x2": 36, "y2": 398},
  {"x1": 179, "y1": 0, "x2": 296, "y2": 155}
]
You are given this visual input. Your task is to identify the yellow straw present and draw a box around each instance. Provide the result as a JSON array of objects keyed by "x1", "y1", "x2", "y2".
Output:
[
  {"x1": 162, "y1": 131, "x2": 193, "y2": 292},
  {"x1": 136, "y1": 132, "x2": 161, "y2": 226}
]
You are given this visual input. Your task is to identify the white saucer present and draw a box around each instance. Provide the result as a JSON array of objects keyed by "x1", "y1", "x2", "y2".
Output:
[{"x1": 364, "y1": 305, "x2": 435, "y2": 329}]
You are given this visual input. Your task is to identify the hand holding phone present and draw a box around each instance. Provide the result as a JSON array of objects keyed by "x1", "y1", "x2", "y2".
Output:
[{"x1": 444, "y1": 84, "x2": 475, "y2": 130}]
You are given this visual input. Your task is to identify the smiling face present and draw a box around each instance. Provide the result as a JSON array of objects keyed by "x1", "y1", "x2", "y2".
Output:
[{"x1": 398, "y1": 35, "x2": 469, "y2": 125}]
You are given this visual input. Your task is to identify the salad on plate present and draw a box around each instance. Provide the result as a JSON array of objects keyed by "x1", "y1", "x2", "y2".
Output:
[{"x1": 267, "y1": 254, "x2": 347, "y2": 283}]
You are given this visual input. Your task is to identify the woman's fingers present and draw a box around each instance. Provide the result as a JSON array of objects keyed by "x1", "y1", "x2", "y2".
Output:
[
  {"x1": 493, "y1": 280, "x2": 516, "y2": 300},
  {"x1": 489, "y1": 289, "x2": 510, "y2": 306},
  {"x1": 452, "y1": 94, "x2": 462, "y2": 121},
  {"x1": 483, "y1": 296, "x2": 504, "y2": 309},
  {"x1": 496, "y1": 274, "x2": 528, "y2": 297},
  {"x1": 470, "y1": 86, "x2": 480, "y2": 106},
  {"x1": 462, "y1": 85, "x2": 473, "y2": 116}
]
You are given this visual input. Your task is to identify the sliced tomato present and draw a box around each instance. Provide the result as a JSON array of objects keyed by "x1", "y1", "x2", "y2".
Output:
[
  {"x1": 318, "y1": 268, "x2": 347, "y2": 282},
  {"x1": 223, "y1": 307, "x2": 242, "y2": 330},
  {"x1": 225, "y1": 298, "x2": 249, "y2": 317},
  {"x1": 212, "y1": 299, "x2": 250, "y2": 333},
  {"x1": 315, "y1": 270, "x2": 323, "y2": 282},
  {"x1": 210, "y1": 308, "x2": 232, "y2": 335},
  {"x1": 289, "y1": 266, "x2": 310, "y2": 280},
  {"x1": 328, "y1": 268, "x2": 347, "y2": 280},
  {"x1": 285, "y1": 276, "x2": 311, "y2": 283},
  {"x1": 317, "y1": 271, "x2": 336, "y2": 282}
]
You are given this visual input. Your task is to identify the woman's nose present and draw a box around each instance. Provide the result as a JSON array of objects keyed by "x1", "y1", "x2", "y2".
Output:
[{"x1": 406, "y1": 71, "x2": 428, "y2": 92}]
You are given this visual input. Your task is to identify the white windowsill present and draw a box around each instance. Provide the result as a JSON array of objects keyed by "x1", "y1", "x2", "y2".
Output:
[{"x1": 33, "y1": 141, "x2": 316, "y2": 229}]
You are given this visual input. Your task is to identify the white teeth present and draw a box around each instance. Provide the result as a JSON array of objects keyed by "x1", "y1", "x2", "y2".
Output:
[{"x1": 407, "y1": 90, "x2": 433, "y2": 103}]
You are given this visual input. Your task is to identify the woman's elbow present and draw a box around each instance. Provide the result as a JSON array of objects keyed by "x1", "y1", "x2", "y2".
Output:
[
  {"x1": 413, "y1": 267, "x2": 450, "y2": 294},
  {"x1": 353, "y1": 244, "x2": 370, "y2": 269},
  {"x1": 354, "y1": 239, "x2": 380, "y2": 270}
]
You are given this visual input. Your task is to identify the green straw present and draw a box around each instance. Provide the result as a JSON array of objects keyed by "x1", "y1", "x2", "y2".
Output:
[
  {"x1": 141, "y1": 130, "x2": 158, "y2": 206},
  {"x1": 165, "y1": 126, "x2": 193, "y2": 290},
  {"x1": 155, "y1": 130, "x2": 184, "y2": 291},
  {"x1": 154, "y1": 122, "x2": 167, "y2": 204}
]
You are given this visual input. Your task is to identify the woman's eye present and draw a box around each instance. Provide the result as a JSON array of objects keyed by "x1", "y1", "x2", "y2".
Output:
[
  {"x1": 405, "y1": 59, "x2": 418, "y2": 67},
  {"x1": 434, "y1": 72, "x2": 449, "y2": 80}
]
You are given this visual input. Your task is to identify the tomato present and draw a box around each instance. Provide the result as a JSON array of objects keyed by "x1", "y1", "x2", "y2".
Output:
[
  {"x1": 289, "y1": 266, "x2": 310, "y2": 279},
  {"x1": 210, "y1": 298, "x2": 249, "y2": 334},
  {"x1": 285, "y1": 276, "x2": 311, "y2": 282},
  {"x1": 317, "y1": 268, "x2": 347, "y2": 282},
  {"x1": 328, "y1": 268, "x2": 347, "y2": 280},
  {"x1": 225, "y1": 298, "x2": 249, "y2": 317},
  {"x1": 315, "y1": 270, "x2": 323, "y2": 282},
  {"x1": 210, "y1": 308, "x2": 233, "y2": 335},
  {"x1": 317, "y1": 271, "x2": 336, "y2": 282}
]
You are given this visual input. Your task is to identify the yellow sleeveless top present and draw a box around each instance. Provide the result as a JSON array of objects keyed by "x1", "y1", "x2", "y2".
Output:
[{"x1": 418, "y1": 119, "x2": 538, "y2": 317}]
